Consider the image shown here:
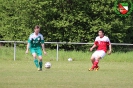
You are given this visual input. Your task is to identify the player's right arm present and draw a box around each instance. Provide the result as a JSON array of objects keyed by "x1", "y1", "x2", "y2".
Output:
[
  {"x1": 26, "y1": 34, "x2": 31, "y2": 54},
  {"x1": 90, "y1": 37, "x2": 98, "y2": 51},
  {"x1": 90, "y1": 44, "x2": 97, "y2": 51},
  {"x1": 26, "y1": 43, "x2": 30, "y2": 54}
]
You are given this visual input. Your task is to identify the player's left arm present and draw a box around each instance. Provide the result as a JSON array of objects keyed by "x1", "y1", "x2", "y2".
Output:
[
  {"x1": 26, "y1": 43, "x2": 30, "y2": 54},
  {"x1": 41, "y1": 44, "x2": 47, "y2": 55},
  {"x1": 41, "y1": 35, "x2": 47, "y2": 55},
  {"x1": 26, "y1": 35, "x2": 31, "y2": 54},
  {"x1": 108, "y1": 44, "x2": 112, "y2": 55},
  {"x1": 107, "y1": 37, "x2": 112, "y2": 55}
]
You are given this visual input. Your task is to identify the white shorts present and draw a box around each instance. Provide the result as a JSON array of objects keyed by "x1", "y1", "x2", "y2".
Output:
[{"x1": 91, "y1": 50, "x2": 106, "y2": 59}]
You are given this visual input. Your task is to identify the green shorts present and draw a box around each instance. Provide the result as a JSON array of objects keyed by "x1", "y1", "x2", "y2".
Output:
[{"x1": 30, "y1": 48, "x2": 42, "y2": 56}]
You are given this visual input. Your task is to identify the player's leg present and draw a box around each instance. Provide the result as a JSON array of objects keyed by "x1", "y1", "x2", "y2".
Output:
[
  {"x1": 38, "y1": 56, "x2": 43, "y2": 71},
  {"x1": 93, "y1": 50, "x2": 106, "y2": 71},
  {"x1": 37, "y1": 48, "x2": 43, "y2": 71},
  {"x1": 89, "y1": 56, "x2": 101, "y2": 71},
  {"x1": 89, "y1": 56, "x2": 95, "y2": 71},
  {"x1": 91, "y1": 57, "x2": 95, "y2": 64},
  {"x1": 89, "y1": 51, "x2": 97, "y2": 71},
  {"x1": 93, "y1": 57, "x2": 101, "y2": 71},
  {"x1": 32, "y1": 53, "x2": 40, "y2": 69},
  {"x1": 30, "y1": 48, "x2": 39, "y2": 69}
]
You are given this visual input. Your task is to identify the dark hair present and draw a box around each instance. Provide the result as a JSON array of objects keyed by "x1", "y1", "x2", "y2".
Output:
[
  {"x1": 34, "y1": 25, "x2": 40, "y2": 29},
  {"x1": 98, "y1": 29, "x2": 104, "y2": 34}
]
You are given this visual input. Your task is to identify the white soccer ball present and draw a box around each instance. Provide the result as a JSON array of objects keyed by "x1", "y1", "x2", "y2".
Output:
[
  {"x1": 68, "y1": 58, "x2": 72, "y2": 61},
  {"x1": 44, "y1": 62, "x2": 51, "y2": 69}
]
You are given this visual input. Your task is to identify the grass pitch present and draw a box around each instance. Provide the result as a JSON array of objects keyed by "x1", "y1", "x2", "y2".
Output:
[
  {"x1": 0, "y1": 61, "x2": 133, "y2": 88},
  {"x1": 0, "y1": 46, "x2": 133, "y2": 88}
]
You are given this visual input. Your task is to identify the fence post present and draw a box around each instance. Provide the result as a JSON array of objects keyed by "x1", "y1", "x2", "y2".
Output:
[
  {"x1": 56, "y1": 43, "x2": 59, "y2": 61},
  {"x1": 14, "y1": 42, "x2": 16, "y2": 61}
]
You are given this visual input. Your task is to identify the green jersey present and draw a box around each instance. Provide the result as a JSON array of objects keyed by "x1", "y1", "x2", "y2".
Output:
[{"x1": 28, "y1": 33, "x2": 44, "y2": 48}]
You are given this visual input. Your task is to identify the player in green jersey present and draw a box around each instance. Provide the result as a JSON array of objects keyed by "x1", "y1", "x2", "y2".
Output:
[{"x1": 26, "y1": 25, "x2": 47, "y2": 71}]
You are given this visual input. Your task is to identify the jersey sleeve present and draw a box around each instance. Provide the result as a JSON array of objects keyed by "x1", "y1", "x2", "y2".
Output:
[
  {"x1": 106, "y1": 37, "x2": 111, "y2": 45},
  {"x1": 40, "y1": 34, "x2": 45, "y2": 44},
  {"x1": 94, "y1": 37, "x2": 98, "y2": 45}
]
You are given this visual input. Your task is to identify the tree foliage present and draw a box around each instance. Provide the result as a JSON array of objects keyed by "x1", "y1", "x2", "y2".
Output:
[{"x1": 0, "y1": 0, "x2": 133, "y2": 50}]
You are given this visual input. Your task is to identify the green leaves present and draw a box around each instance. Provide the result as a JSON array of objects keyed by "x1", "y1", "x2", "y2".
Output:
[
  {"x1": 0, "y1": 0, "x2": 32, "y2": 41},
  {"x1": 0, "y1": 0, "x2": 133, "y2": 50}
]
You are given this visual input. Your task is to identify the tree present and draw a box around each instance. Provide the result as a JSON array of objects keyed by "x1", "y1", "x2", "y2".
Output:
[{"x1": 0, "y1": 0, "x2": 133, "y2": 51}]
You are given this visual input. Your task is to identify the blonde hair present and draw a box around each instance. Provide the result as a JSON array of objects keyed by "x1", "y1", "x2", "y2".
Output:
[{"x1": 34, "y1": 25, "x2": 40, "y2": 29}]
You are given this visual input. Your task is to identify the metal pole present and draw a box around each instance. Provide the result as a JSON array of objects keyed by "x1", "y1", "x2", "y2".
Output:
[
  {"x1": 14, "y1": 42, "x2": 16, "y2": 61},
  {"x1": 56, "y1": 43, "x2": 59, "y2": 61}
]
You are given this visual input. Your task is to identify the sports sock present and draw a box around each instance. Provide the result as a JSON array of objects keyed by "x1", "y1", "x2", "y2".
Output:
[
  {"x1": 94, "y1": 60, "x2": 99, "y2": 68},
  {"x1": 34, "y1": 59, "x2": 39, "y2": 68},
  {"x1": 39, "y1": 61, "x2": 43, "y2": 69},
  {"x1": 91, "y1": 60, "x2": 99, "y2": 69}
]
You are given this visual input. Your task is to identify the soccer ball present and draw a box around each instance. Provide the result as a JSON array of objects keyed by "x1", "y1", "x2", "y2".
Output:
[
  {"x1": 68, "y1": 58, "x2": 72, "y2": 61},
  {"x1": 44, "y1": 62, "x2": 51, "y2": 69}
]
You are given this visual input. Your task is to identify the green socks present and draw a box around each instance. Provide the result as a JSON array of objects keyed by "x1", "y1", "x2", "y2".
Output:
[
  {"x1": 34, "y1": 59, "x2": 39, "y2": 68},
  {"x1": 39, "y1": 61, "x2": 43, "y2": 69},
  {"x1": 34, "y1": 59, "x2": 43, "y2": 69}
]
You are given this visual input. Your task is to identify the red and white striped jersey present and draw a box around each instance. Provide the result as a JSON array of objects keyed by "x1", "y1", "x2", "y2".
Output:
[{"x1": 94, "y1": 36, "x2": 111, "y2": 53}]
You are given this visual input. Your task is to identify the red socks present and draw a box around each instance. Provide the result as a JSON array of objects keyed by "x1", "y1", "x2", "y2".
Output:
[{"x1": 91, "y1": 60, "x2": 99, "y2": 69}]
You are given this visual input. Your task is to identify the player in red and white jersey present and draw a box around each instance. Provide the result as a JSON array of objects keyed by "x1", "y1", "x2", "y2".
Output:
[{"x1": 89, "y1": 29, "x2": 112, "y2": 71}]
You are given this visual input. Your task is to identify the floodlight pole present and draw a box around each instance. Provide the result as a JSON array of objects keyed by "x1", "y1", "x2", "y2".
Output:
[{"x1": 14, "y1": 42, "x2": 16, "y2": 61}]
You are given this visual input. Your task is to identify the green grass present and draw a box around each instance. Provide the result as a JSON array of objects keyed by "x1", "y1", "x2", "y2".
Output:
[
  {"x1": 0, "y1": 46, "x2": 133, "y2": 88},
  {"x1": 0, "y1": 61, "x2": 133, "y2": 88},
  {"x1": 0, "y1": 46, "x2": 133, "y2": 62}
]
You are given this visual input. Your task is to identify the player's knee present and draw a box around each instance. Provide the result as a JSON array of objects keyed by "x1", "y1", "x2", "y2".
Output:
[
  {"x1": 38, "y1": 56, "x2": 42, "y2": 61},
  {"x1": 90, "y1": 57, "x2": 95, "y2": 61},
  {"x1": 39, "y1": 59, "x2": 42, "y2": 61},
  {"x1": 32, "y1": 54, "x2": 37, "y2": 58},
  {"x1": 33, "y1": 55, "x2": 36, "y2": 58}
]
